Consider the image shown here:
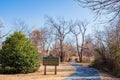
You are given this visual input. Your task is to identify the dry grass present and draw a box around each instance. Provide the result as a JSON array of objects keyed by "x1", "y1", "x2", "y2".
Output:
[
  {"x1": 100, "y1": 72, "x2": 120, "y2": 80},
  {"x1": 0, "y1": 62, "x2": 76, "y2": 80}
]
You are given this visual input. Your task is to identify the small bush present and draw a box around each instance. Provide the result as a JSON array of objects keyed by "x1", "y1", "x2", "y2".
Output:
[
  {"x1": 0, "y1": 32, "x2": 40, "y2": 74},
  {"x1": 92, "y1": 45, "x2": 120, "y2": 77},
  {"x1": 75, "y1": 58, "x2": 79, "y2": 62}
]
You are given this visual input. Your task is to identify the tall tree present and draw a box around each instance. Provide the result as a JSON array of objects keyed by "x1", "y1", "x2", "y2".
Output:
[
  {"x1": 79, "y1": 21, "x2": 87, "y2": 62},
  {"x1": 70, "y1": 20, "x2": 87, "y2": 62},
  {"x1": 47, "y1": 17, "x2": 70, "y2": 62},
  {"x1": 70, "y1": 21, "x2": 81, "y2": 62}
]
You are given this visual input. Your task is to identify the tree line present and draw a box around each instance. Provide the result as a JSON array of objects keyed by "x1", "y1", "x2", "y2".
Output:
[
  {"x1": 30, "y1": 17, "x2": 93, "y2": 63},
  {"x1": 0, "y1": 17, "x2": 95, "y2": 63}
]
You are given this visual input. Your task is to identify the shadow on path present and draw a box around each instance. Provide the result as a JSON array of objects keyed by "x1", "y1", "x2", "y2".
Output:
[{"x1": 64, "y1": 62, "x2": 101, "y2": 80}]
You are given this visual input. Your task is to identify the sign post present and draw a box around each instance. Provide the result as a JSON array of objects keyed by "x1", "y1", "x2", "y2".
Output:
[
  {"x1": 44, "y1": 66, "x2": 46, "y2": 75},
  {"x1": 43, "y1": 55, "x2": 59, "y2": 75},
  {"x1": 55, "y1": 66, "x2": 57, "y2": 75}
]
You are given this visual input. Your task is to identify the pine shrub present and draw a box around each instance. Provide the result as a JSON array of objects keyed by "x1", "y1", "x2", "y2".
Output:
[{"x1": 0, "y1": 32, "x2": 40, "y2": 74}]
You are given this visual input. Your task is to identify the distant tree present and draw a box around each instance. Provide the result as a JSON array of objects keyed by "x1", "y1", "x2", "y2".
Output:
[
  {"x1": 30, "y1": 27, "x2": 53, "y2": 58},
  {"x1": 51, "y1": 41, "x2": 76, "y2": 61},
  {"x1": 50, "y1": 40, "x2": 60, "y2": 57},
  {"x1": 0, "y1": 19, "x2": 3, "y2": 50},
  {"x1": 30, "y1": 29, "x2": 45, "y2": 53},
  {"x1": 76, "y1": 0, "x2": 120, "y2": 21},
  {"x1": 83, "y1": 35, "x2": 95, "y2": 61},
  {"x1": 40, "y1": 27, "x2": 54, "y2": 55},
  {"x1": 0, "y1": 19, "x2": 3, "y2": 28},
  {"x1": 63, "y1": 43, "x2": 76, "y2": 61},
  {"x1": 13, "y1": 19, "x2": 30, "y2": 36},
  {"x1": 0, "y1": 19, "x2": 9, "y2": 38},
  {"x1": 0, "y1": 19, "x2": 10, "y2": 50}
]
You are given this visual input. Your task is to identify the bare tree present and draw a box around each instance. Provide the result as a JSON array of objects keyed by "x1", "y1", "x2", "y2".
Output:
[
  {"x1": 70, "y1": 21, "x2": 81, "y2": 62},
  {"x1": 30, "y1": 29, "x2": 44, "y2": 52},
  {"x1": 40, "y1": 27, "x2": 54, "y2": 56},
  {"x1": 0, "y1": 19, "x2": 11, "y2": 50},
  {"x1": 47, "y1": 17, "x2": 70, "y2": 62},
  {"x1": 83, "y1": 35, "x2": 95, "y2": 61},
  {"x1": 51, "y1": 40, "x2": 60, "y2": 57},
  {"x1": 0, "y1": 19, "x2": 3, "y2": 50},
  {"x1": 76, "y1": 0, "x2": 120, "y2": 22},
  {"x1": 13, "y1": 19, "x2": 30, "y2": 36},
  {"x1": 79, "y1": 21, "x2": 87, "y2": 62},
  {"x1": 0, "y1": 19, "x2": 10, "y2": 38},
  {"x1": 43, "y1": 27, "x2": 54, "y2": 50},
  {"x1": 30, "y1": 26, "x2": 54, "y2": 58},
  {"x1": 63, "y1": 43, "x2": 76, "y2": 61},
  {"x1": 70, "y1": 20, "x2": 87, "y2": 62},
  {"x1": 51, "y1": 41, "x2": 76, "y2": 61}
]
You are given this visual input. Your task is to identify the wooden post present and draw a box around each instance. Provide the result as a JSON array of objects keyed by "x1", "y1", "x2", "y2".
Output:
[
  {"x1": 44, "y1": 66, "x2": 46, "y2": 75},
  {"x1": 55, "y1": 66, "x2": 57, "y2": 75}
]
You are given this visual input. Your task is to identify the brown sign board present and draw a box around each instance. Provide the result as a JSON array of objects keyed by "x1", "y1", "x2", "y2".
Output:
[{"x1": 43, "y1": 55, "x2": 59, "y2": 66}]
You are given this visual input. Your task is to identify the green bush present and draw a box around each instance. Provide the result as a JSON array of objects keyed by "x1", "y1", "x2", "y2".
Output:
[{"x1": 0, "y1": 32, "x2": 40, "y2": 74}]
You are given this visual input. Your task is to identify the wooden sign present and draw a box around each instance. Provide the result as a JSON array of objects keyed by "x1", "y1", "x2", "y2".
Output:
[
  {"x1": 43, "y1": 55, "x2": 59, "y2": 66},
  {"x1": 43, "y1": 55, "x2": 59, "y2": 75}
]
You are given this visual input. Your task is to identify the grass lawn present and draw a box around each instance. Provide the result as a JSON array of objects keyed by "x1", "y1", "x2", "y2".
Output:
[{"x1": 0, "y1": 62, "x2": 76, "y2": 80}]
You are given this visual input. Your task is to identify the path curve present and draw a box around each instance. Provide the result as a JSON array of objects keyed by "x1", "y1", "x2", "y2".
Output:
[{"x1": 64, "y1": 62, "x2": 101, "y2": 80}]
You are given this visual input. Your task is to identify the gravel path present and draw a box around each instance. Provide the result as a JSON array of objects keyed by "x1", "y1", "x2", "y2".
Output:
[{"x1": 64, "y1": 62, "x2": 101, "y2": 80}]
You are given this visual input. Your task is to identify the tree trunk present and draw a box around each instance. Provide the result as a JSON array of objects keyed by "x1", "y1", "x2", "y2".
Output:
[
  {"x1": 76, "y1": 36, "x2": 81, "y2": 62},
  {"x1": 80, "y1": 34, "x2": 85, "y2": 62},
  {"x1": 60, "y1": 40, "x2": 64, "y2": 62},
  {"x1": 80, "y1": 48, "x2": 83, "y2": 62}
]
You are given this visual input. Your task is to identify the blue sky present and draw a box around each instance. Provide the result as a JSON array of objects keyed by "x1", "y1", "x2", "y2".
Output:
[{"x1": 0, "y1": 0, "x2": 95, "y2": 37}]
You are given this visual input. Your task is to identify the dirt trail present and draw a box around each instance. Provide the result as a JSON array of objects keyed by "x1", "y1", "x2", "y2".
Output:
[
  {"x1": 64, "y1": 62, "x2": 120, "y2": 80},
  {"x1": 64, "y1": 62, "x2": 101, "y2": 80}
]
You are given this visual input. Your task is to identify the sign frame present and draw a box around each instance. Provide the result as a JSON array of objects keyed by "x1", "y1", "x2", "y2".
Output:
[
  {"x1": 43, "y1": 55, "x2": 59, "y2": 66},
  {"x1": 43, "y1": 55, "x2": 59, "y2": 75}
]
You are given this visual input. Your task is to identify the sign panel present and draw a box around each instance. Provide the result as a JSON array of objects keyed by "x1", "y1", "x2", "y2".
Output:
[{"x1": 43, "y1": 55, "x2": 59, "y2": 66}]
